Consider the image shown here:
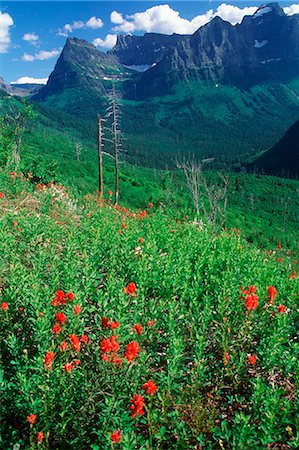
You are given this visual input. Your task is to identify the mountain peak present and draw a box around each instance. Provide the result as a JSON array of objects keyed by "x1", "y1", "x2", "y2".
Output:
[{"x1": 253, "y1": 2, "x2": 285, "y2": 18}]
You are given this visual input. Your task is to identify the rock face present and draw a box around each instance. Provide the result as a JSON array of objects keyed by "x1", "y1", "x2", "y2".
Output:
[
  {"x1": 130, "y1": 2, "x2": 299, "y2": 97},
  {"x1": 0, "y1": 77, "x2": 9, "y2": 92},
  {"x1": 33, "y1": 38, "x2": 125, "y2": 101},
  {"x1": 109, "y1": 32, "x2": 187, "y2": 67},
  {"x1": 252, "y1": 119, "x2": 299, "y2": 178}
]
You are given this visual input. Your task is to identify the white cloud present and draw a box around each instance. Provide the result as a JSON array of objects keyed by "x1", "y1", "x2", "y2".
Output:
[
  {"x1": 11, "y1": 76, "x2": 48, "y2": 85},
  {"x1": 284, "y1": 3, "x2": 299, "y2": 15},
  {"x1": 22, "y1": 49, "x2": 60, "y2": 62},
  {"x1": 112, "y1": 3, "x2": 258, "y2": 35},
  {"x1": 110, "y1": 11, "x2": 125, "y2": 25},
  {"x1": 58, "y1": 16, "x2": 103, "y2": 36},
  {"x1": 93, "y1": 34, "x2": 117, "y2": 50},
  {"x1": 22, "y1": 32, "x2": 40, "y2": 47},
  {"x1": 0, "y1": 11, "x2": 14, "y2": 53},
  {"x1": 214, "y1": 4, "x2": 257, "y2": 25}
]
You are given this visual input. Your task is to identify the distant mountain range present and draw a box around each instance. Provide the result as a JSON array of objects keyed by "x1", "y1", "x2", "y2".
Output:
[{"x1": 4, "y1": 2, "x2": 299, "y2": 169}]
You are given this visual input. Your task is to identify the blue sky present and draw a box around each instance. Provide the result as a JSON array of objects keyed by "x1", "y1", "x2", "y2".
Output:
[{"x1": 1, "y1": 1, "x2": 298, "y2": 83}]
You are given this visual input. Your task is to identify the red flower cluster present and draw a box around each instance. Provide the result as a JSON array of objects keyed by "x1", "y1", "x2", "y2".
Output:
[
  {"x1": 59, "y1": 341, "x2": 68, "y2": 352},
  {"x1": 52, "y1": 290, "x2": 74, "y2": 306},
  {"x1": 242, "y1": 286, "x2": 258, "y2": 311},
  {"x1": 70, "y1": 334, "x2": 81, "y2": 352},
  {"x1": 63, "y1": 362, "x2": 74, "y2": 373},
  {"x1": 100, "y1": 335, "x2": 121, "y2": 364},
  {"x1": 37, "y1": 431, "x2": 44, "y2": 444},
  {"x1": 56, "y1": 312, "x2": 67, "y2": 324},
  {"x1": 129, "y1": 394, "x2": 145, "y2": 418},
  {"x1": 73, "y1": 304, "x2": 82, "y2": 315},
  {"x1": 125, "y1": 341, "x2": 140, "y2": 363},
  {"x1": 147, "y1": 320, "x2": 155, "y2": 328},
  {"x1": 1, "y1": 302, "x2": 8, "y2": 311},
  {"x1": 102, "y1": 317, "x2": 120, "y2": 329},
  {"x1": 277, "y1": 304, "x2": 286, "y2": 313},
  {"x1": 224, "y1": 353, "x2": 230, "y2": 365},
  {"x1": 134, "y1": 323, "x2": 142, "y2": 335},
  {"x1": 52, "y1": 323, "x2": 62, "y2": 335},
  {"x1": 267, "y1": 286, "x2": 277, "y2": 304},
  {"x1": 124, "y1": 282, "x2": 137, "y2": 295},
  {"x1": 110, "y1": 430, "x2": 122, "y2": 443},
  {"x1": 80, "y1": 334, "x2": 89, "y2": 345},
  {"x1": 247, "y1": 354, "x2": 257, "y2": 366},
  {"x1": 44, "y1": 352, "x2": 55, "y2": 370},
  {"x1": 143, "y1": 380, "x2": 157, "y2": 396},
  {"x1": 27, "y1": 414, "x2": 37, "y2": 424},
  {"x1": 139, "y1": 237, "x2": 145, "y2": 244},
  {"x1": 0, "y1": 192, "x2": 5, "y2": 199}
]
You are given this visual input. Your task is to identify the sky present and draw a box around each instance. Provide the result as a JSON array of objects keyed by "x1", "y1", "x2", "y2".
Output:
[{"x1": 1, "y1": 1, "x2": 298, "y2": 84}]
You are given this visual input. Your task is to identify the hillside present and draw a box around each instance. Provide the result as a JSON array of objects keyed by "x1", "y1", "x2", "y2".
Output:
[
  {"x1": 252, "y1": 118, "x2": 299, "y2": 178},
  {"x1": 0, "y1": 170, "x2": 298, "y2": 449}
]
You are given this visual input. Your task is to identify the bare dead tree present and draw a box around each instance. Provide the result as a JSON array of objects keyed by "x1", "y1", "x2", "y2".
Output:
[
  {"x1": 175, "y1": 154, "x2": 214, "y2": 216},
  {"x1": 176, "y1": 154, "x2": 229, "y2": 227},
  {"x1": 75, "y1": 142, "x2": 82, "y2": 162},
  {"x1": 103, "y1": 84, "x2": 123, "y2": 205},
  {"x1": 97, "y1": 114, "x2": 103, "y2": 194}
]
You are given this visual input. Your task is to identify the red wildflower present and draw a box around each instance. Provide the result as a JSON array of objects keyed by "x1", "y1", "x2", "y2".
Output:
[
  {"x1": 101, "y1": 353, "x2": 109, "y2": 361},
  {"x1": 27, "y1": 414, "x2": 37, "y2": 425},
  {"x1": 277, "y1": 304, "x2": 286, "y2": 313},
  {"x1": 66, "y1": 292, "x2": 74, "y2": 301},
  {"x1": 125, "y1": 341, "x2": 140, "y2": 363},
  {"x1": 245, "y1": 294, "x2": 258, "y2": 311},
  {"x1": 129, "y1": 394, "x2": 145, "y2": 418},
  {"x1": 55, "y1": 312, "x2": 67, "y2": 324},
  {"x1": 1, "y1": 302, "x2": 8, "y2": 311},
  {"x1": 277, "y1": 258, "x2": 282, "y2": 263},
  {"x1": 37, "y1": 431, "x2": 44, "y2": 444},
  {"x1": 63, "y1": 362, "x2": 74, "y2": 372},
  {"x1": 139, "y1": 237, "x2": 145, "y2": 244},
  {"x1": 248, "y1": 285, "x2": 256, "y2": 293},
  {"x1": 102, "y1": 317, "x2": 109, "y2": 329},
  {"x1": 73, "y1": 359, "x2": 80, "y2": 366},
  {"x1": 52, "y1": 290, "x2": 66, "y2": 306},
  {"x1": 134, "y1": 323, "x2": 143, "y2": 335},
  {"x1": 70, "y1": 334, "x2": 81, "y2": 352},
  {"x1": 110, "y1": 335, "x2": 120, "y2": 353},
  {"x1": 124, "y1": 282, "x2": 137, "y2": 295},
  {"x1": 109, "y1": 321, "x2": 119, "y2": 329},
  {"x1": 73, "y1": 304, "x2": 82, "y2": 315},
  {"x1": 110, "y1": 354, "x2": 122, "y2": 365},
  {"x1": 148, "y1": 202, "x2": 153, "y2": 209},
  {"x1": 0, "y1": 192, "x2": 5, "y2": 199},
  {"x1": 110, "y1": 430, "x2": 122, "y2": 443},
  {"x1": 277, "y1": 244, "x2": 282, "y2": 250},
  {"x1": 44, "y1": 352, "x2": 55, "y2": 370},
  {"x1": 148, "y1": 320, "x2": 155, "y2": 327},
  {"x1": 59, "y1": 341, "x2": 68, "y2": 352},
  {"x1": 100, "y1": 337, "x2": 112, "y2": 353},
  {"x1": 80, "y1": 334, "x2": 89, "y2": 344},
  {"x1": 108, "y1": 190, "x2": 113, "y2": 196},
  {"x1": 121, "y1": 223, "x2": 126, "y2": 230},
  {"x1": 224, "y1": 353, "x2": 230, "y2": 365},
  {"x1": 289, "y1": 270, "x2": 296, "y2": 279},
  {"x1": 52, "y1": 322, "x2": 62, "y2": 335},
  {"x1": 267, "y1": 286, "x2": 277, "y2": 304},
  {"x1": 143, "y1": 380, "x2": 158, "y2": 396},
  {"x1": 247, "y1": 354, "x2": 257, "y2": 366}
]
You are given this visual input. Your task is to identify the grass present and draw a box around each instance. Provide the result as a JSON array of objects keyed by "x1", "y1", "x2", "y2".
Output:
[{"x1": 0, "y1": 171, "x2": 298, "y2": 449}]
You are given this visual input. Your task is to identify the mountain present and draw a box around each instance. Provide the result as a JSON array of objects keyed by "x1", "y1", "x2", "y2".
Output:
[
  {"x1": 31, "y1": 3, "x2": 299, "y2": 168},
  {"x1": 33, "y1": 38, "x2": 129, "y2": 102},
  {"x1": 251, "y1": 119, "x2": 299, "y2": 178},
  {"x1": 131, "y1": 3, "x2": 299, "y2": 98},
  {"x1": 109, "y1": 32, "x2": 187, "y2": 70}
]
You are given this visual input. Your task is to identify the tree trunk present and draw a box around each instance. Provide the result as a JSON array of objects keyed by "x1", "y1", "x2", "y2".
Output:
[{"x1": 97, "y1": 114, "x2": 103, "y2": 195}]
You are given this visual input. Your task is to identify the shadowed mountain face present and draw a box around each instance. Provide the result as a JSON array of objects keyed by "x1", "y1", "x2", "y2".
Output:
[
  {"x1": 33, "y1": 38, "x2": 127, "y2": 101},
  {"x1": 109, "y1": 32, "x2": 187, "y2": 68},
  {"x1": 252, "y1": 119, "x2": 299, "y2": 178}
]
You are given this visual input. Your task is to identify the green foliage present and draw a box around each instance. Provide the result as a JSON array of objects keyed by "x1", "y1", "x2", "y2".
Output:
[{"x1": 0, "y1": 173, "x2": 298, "y2": 449}]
